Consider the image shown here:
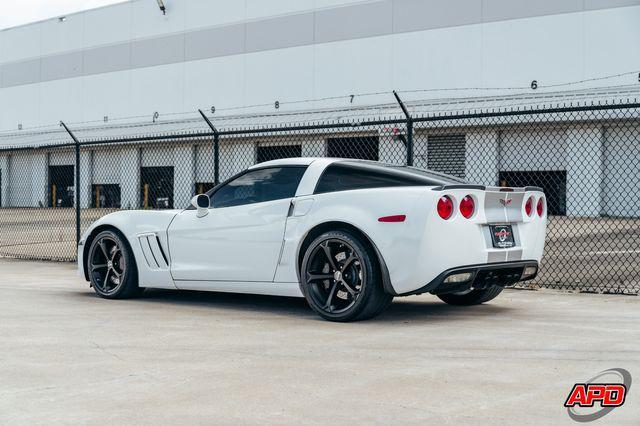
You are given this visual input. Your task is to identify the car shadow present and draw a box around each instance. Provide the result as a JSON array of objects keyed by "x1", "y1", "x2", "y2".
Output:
[
  {"x1": 378, "y1": 298, "x2": 513, "y2": 323},
  {"x1": 74, "y1": 288, "x2": 514, "y2": 323},
  {"x1": 75, "y1": 288, "x2": 314, "y2": 317}
]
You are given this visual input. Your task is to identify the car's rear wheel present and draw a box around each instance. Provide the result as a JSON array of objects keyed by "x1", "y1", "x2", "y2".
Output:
[
  {"x1": 87, "y1": 229, "x2": 142, "y2": 299},
  {"x1": 437, "y1": 285, "x2": 503, "y2": 306},
  {"x1": 301, "y1": 230, "x2": 393, "y2": 322}
]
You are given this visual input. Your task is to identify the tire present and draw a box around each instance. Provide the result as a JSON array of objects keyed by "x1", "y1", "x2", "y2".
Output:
[
  {"x1": 86, "y1": 229, "x2": 143, "y2": 299},
  {"x1": 437, "y1": 285, "x2": 503, "y2": 306},
  {"x1": 300, "y1": 230, "x2": 393, "y2": 322}
]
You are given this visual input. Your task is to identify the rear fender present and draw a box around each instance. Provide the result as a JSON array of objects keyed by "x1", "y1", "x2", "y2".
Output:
[{"x1": 274, "y1": 187, "x2": 429, "y2": 294}]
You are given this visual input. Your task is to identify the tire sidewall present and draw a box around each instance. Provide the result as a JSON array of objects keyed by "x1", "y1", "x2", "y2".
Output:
[
  {"x1": 300, "y1": 230, "x2": 378, "y2": 321},
  {"x1": 87, "y1": 230, "x2": 138, "y2": 299}
]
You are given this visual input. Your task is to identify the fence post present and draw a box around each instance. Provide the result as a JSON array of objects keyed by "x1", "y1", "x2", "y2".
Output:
[
  {"x1": 213, "y1": 133, "x2": 220, "y2": 185},
  {"x1": 406, "y1": 120, "x2": 413, "y2": 167},
  {"x1": 60, "y1": 121, "x2": 81, "y2": 246},
  {"x1": 198, "y1": 109, "x2": 220, "y2": 185},
  {"x1": 393, "y1": 91, "x2": 413, "y2": 166}
]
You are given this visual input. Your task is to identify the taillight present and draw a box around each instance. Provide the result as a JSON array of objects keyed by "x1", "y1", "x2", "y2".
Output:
[
  {"x1": 459, "y1": 195, "x2": 475, "y2": 219},
  {"x1": 437, "y1": 196, "x2": 454, "y2": 220},
  {"x1": 525, "y1": 196, "x2": 534, "y2": 217},
  {"x1": 537, "y1": 197, "x2": 545, "y2": 217}
]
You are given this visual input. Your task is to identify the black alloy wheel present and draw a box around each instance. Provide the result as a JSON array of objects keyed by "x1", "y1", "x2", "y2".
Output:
[
  {"x1": 87, "y1": 230, "x2": 141, "y2": 299},
  {"x1": 305, "y1": 238, "x2": 365, "y2": 314},
  {"x1": 301, "y1": 230, "x2": 393, "y2": 322}
]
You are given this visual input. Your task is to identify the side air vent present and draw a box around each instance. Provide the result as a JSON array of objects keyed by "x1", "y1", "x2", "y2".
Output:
[{"x1": 138, "y1": 233, "x2": 169, "y2": 270}]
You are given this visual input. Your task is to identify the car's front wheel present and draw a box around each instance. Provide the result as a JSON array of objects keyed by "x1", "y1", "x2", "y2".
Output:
[
  {"x1": 300, "y1": 230, "x2": 393, "y2": 322},
  {"x1": 87, "y1": 229, "x2": 142, "y2": 299},
  {"x1": 437, "y1": 285, "x2": 503, "y2": 306}
]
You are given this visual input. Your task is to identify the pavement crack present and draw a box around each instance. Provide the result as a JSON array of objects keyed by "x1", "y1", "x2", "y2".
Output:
[{"x1": 90, "y1": 341, "x2": 125, "y2": 362}]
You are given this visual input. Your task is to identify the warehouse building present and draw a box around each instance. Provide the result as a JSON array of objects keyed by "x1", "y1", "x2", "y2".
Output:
[{"x1": 0, "y1": 0, "x2": 639, "y2": 217}]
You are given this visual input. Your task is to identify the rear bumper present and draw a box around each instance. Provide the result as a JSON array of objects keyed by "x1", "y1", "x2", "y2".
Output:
[{"x1": 399, "y1": 260, "x2": 539, "y2": 296}]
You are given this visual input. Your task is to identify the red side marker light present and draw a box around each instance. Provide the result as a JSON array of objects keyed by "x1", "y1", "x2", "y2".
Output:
[{"x1": 378, "y1": 215, "x2": 406, "y2": 223}]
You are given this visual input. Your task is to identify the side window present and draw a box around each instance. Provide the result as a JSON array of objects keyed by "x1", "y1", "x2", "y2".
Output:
[
  {"x1": 314, "y1": 164, "x2": 423, "y2": 194},
  {"x1": 211, "y1": 167, "x2": 306, "y2": 208}
]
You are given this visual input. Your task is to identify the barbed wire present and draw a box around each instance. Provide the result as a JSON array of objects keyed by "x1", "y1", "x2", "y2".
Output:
[
  {"x1": 0, "y1": 69, "x2": 638, "y2": 135},
  {"x1": 397, "y1": 70, "x2": 640, "y2": 94}
]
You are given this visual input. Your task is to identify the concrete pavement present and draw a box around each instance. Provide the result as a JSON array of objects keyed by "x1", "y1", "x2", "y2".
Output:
[{"x1": 1, "y1": 259, "x2": 639, "y2": 425}]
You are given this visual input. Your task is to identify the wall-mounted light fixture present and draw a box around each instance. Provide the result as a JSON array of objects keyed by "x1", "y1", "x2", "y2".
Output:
[
  {"x1": 58, "y1": 16, "x2": 66, "y2": 22},
  {"x1": 156, "y1": 0, "x2": 166, "y2": 15}
]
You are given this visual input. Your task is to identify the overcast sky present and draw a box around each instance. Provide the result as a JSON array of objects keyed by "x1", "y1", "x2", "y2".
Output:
[{"x1": 0, "y1": 0, "x2": 126, "y2": 30}]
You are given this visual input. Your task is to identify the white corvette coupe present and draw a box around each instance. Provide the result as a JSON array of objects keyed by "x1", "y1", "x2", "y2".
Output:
[{"x1": 78, "y1": 158, "x2": 547, "y2": 321}]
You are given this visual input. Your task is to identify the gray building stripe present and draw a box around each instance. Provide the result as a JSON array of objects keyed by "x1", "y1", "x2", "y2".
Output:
[
  {"x1": 315, "y1": 1, "x2": 393, "y2": 44},
  {"x1": 584, "y1": 0, "x2": 640, "y2": 10},
  {"x1": 185, "y1": 24, "x2": 246, "y2": 62},
  {"x1": 1, "y1": 0, "x2": 638, "y2": 88},
  {"x1": 131, "y1": 33, "x2": 185, "y2": 69},
  {"x1": 393, "y1": 0, "x2": 481, "y2": 34},
  {"x1": 41, "y1": 51, "x2": 83, "y2": 81},
  {"x1": 83, "y1": 43, "x2": 131, "y2": 75},
  {"x1": 481, "y1": 0, "x2": 583, "y2": 23},
  {"x1": 1, "y1": 58, "x2": 41, "y2": 87},
  {"x1": 246, "y1": 13, "x2": 315, "y2": 53}
]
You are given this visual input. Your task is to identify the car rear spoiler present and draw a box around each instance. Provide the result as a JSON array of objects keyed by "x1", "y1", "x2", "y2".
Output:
[{"x1": 431, "y1": 184, "x2": 543, "y2": 192}]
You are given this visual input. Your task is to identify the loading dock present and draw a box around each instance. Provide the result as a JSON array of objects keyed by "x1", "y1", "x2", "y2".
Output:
[
  {"x1": 140, "y1": 167, "x2": 174, "y2": 209},
  {"x1": 327, "y1": 136, "x2": 379, "y2": 160},
  {"x1": 48, "y1": 165, "x2": 74, "y2": 208},
  {"x1": 92, "y1": 184, "x2": 121, "y2": 208}
]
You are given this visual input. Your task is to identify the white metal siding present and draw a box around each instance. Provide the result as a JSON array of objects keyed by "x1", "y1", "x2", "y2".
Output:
[
  {"x1": 7, "y1": 152, "x2": 43, "y2": 206},
  {"x1": 604, "y1": 124, "x2": 640, "y2": 217},
  {"x1": 195, "y1": 144, "x2": 215, "y2": 183},
  {"x1": 219, "y1": 141, "x2": 255, "y2": 181},
  {"x1": 500, "y1": 128, "x2": 567, "y2": 171},
  {"x1": 141, "y1": 146, "x2": 174, "y2": 167},
  {"x1": 48, "y1": 151, "x2": 74, "y2": 166},
  {"x1": 92, "y1": 149, "x2": 121, "y2": 184}
]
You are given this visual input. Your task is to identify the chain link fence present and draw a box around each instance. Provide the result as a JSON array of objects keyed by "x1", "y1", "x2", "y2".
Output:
[{"x1": 0, "y1": 103, "x2": 638, "y2": 294}]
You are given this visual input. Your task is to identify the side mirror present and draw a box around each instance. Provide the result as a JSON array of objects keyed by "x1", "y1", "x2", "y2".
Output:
[{"x1": 191, "y1": 194, "x2": 210, "y2": 218}]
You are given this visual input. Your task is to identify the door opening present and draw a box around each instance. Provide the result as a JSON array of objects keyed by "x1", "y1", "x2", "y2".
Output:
[
  {"x1": 327, "y1": 136, "x2": 379, "y2": 160},
  {"x1": 48, "y1": 165, "x2": 75, "y2": 208},
  {"x1": 141, "y1": 167, "x2": 174, "y2": 209},
  {"x1": 499, "y1": 170, "x2": 566, "y2": 215}
]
